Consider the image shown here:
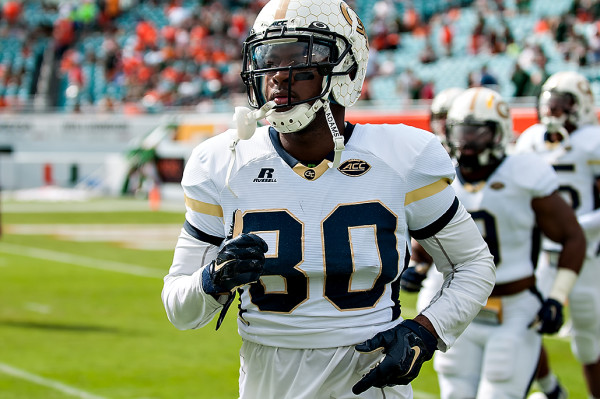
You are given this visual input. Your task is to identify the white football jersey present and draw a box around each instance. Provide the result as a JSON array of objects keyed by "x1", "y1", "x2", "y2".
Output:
[
  {"x1": 165, "y1": 123, "x2": 494, "y2": 349},
  {"x1": 453, "y1": 153, "x2": 558, "y2": 284},
  {"x1": 515, "y1": 123, "x2": 600, "y2": 253}
]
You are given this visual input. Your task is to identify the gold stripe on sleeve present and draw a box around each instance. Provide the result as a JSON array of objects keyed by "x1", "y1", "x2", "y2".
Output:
[
  {"x1": 405, "y1": 178, "x2": 452, "y2": 206},
  {"x1": 184, "y1": 195, "x2": 223, "y2": 217},
  {"x1": 588, "y1": 160, "x2": 600, "y2": 165}
]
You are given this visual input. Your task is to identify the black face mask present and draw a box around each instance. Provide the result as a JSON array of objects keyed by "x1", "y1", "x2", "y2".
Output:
[{"x1": 457, "y1": 153, "x2": 481, "y2": 170}]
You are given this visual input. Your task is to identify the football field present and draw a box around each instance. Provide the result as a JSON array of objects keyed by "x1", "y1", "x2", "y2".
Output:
[{"x1": 0, "y1": 198, "x2": 586, "y2": 398}]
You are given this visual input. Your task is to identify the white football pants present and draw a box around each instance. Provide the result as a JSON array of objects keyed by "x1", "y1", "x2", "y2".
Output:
[
  {"x1": 238, "y1": 340, "x2": 414, "y2": 399},
  {"x1": 434, "y1": 289, "x2": 542, "y2": 399},
  {"x1": 537, "y1": 250, "x2": 600, "y2": 365}
]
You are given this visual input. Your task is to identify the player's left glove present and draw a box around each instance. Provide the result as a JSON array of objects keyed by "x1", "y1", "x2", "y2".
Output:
[
  {"x1": 400, "y1": 265, "x2": 428, "y2": 293},
  {"x1": 531, "y1": 298, "x2": 564, "y2": 334},
  {"x1": 530, "y1": 268, "x2": 577, "y2": 335},
  {"x1": 352, "y1": 319, "x2": 438, "y2": 394},
  {"x1": 202, "y1": 233, "x2": 267, "y2": 296}
]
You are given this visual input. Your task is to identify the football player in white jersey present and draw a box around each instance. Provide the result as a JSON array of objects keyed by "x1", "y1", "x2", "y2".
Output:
[
  {"x1": 161, "y1": 1, "x2": 496, "y2": 398},
  {"x1": 424, "y1": 87, "x2": 585, "y2": 399},
  {"x1": 429, "y1": 87, "x2": 465, "y2": 150},
  {"x1": 515, "y1": 71, "x2": 600, "y2": 399},
  {"x1": 401, "y1": 86, "x2": 576, "y2": 399}
]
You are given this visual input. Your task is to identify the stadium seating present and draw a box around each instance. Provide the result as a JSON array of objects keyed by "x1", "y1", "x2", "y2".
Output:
[{"x1": 1, "y1": 0, "x2": 599, "y2": 112}]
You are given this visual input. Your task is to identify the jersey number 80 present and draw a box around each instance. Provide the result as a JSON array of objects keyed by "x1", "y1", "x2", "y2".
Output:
[{"x1": 240, "y1": 202, "x2": 400, "y2": 313}]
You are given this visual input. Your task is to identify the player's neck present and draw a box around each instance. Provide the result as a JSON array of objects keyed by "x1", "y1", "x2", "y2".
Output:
[
  {"x1": 459, "y1": 163, "x2": 496, "y2": 183},
  {"x1": 278, "y1": 107, "x2": 345, "y2": 163},
  {"x1": 279, "y1": 127, "x2": 335, "y2": 163}
]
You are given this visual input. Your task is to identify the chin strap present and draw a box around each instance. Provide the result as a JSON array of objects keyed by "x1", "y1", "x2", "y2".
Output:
[
  {"x1": 233, "y1": 100, "x2": 277, "y2": 140},
  {"x1": 322, "y1": 100, "x2": 345, "y2": 169},
  {"x1": 268, "y1": 85, "x2": 345, "y2": 169},
  {"x1": 542, "y1": 115, "x2": 571, "y2": 149},
  {"x1": 226, "y1": 97, "x2": 345, "y2": 196},
  {"x1": 268, "y1": 101, "x2": 321, "y2": 133},
  {"x1": 226, "y1": 101, "x2": 276, "y2": 197}
]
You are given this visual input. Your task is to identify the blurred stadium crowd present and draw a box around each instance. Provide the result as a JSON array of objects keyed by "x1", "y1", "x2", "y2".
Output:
[{"x1": 0, "y1": 0, "x2": 599, "y2": 114}]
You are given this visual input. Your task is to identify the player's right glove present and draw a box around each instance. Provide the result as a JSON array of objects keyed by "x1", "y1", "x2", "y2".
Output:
[
  {"x1": 352, "y1": 319, "x2": 438, "y2": 394},
  {"x1": 530, "y1": 268, "x2": 578, "y2": 334},
  {"x1": 201, "y1": 233, "x2": 267, "y2": 296},
  {"x1": 400, "y1": 265, "x2": 428, "y2": 293},
  {"x1": 531, "y1": 298, "x2": 564, "y2": 334}
]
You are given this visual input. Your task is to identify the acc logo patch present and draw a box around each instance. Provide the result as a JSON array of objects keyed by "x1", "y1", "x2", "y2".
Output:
[
  {"x1": 338, "y1": 159, "x2": 371, "y2": 176},
  {"x1": 490, "y1": 182, "x2": 505, "y2": 190}
]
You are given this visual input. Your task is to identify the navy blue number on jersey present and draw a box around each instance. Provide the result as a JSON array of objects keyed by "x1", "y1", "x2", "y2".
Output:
[
  {"x1": 243, "y1": 210, "x2": 307, "y2": 313},
  {"x1": 553, "y1": 165, "x2": 581, "y2": 210},
  {"x1": 323, "y1": 202, "x2": 399, "y2": 310},
  {"x1": 558, "y1": 185, "x2": 580, "y2": 210},
  {"x1": 470, "y1": 210, "x2": 501, "y2": 265},
  {"x1": 242, "y1": 202, "x2": 399, "y2": 313}
]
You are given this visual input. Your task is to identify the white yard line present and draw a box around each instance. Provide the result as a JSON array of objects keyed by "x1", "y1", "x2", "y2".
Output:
[
  {"x1": 1, "y1": 198, "x2": 184, "y2": 213},
  {"x1": 0, "y1": 360, "x2": 438, "y2": 399},
  {"x1": 0, "y1": 362, "x2": 109, "y2": 399},
  {"x1": 5, "y1": 224, "x2": 181, "y2": 251},
  {"x1": 0, "y1": 242, "x2": 164, "y2": 278},
  {"x1": 1, "y1": 240, "x2": 563, "y2": 399}
]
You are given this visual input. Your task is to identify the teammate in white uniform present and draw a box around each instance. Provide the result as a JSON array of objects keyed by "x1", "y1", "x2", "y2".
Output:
[
  {"x1": 515, "y1": 71, "x2": 600, "y2": 399},
  {"x1": 427, "y1": 87, "x2": 585, "y2": 399},
  {"x1": 402, "y1": 85, "x2": 576, "y2": 399},
  {"x1": 429, "y1": 87, "x2": 466, "y2": 151},
  {"x1": 161, "y1": 1, "x2": 496, "y2": 398}
]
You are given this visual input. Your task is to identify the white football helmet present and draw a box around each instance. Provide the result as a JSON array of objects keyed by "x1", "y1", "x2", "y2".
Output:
[
  {"x1": 240, "y1": 0, "x2": 369, "y2": 133},
  {"x1": 446, "y1": 87, "x2": 512, "y2": 168},
  {"x1": 430, "y1": 87, "x2": 464, "y2": 137},
  {"x1": 539, "y1": 71, "x2": 598, "y2": 130}
]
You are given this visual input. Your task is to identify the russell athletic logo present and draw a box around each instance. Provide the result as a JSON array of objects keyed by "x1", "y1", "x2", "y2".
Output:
[
  {"x1": 254, "y1": 168, "x2": 277, "y2": 182},
  {"x1": 338, "y1": 159, "x2": 371, "y2": 177}
]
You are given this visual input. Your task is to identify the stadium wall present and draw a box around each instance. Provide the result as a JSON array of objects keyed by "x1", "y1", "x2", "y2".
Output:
[
  {"x1": 346, "y1": 107, "x2": 541, "y2": 134},
  {"x1": 0, "y1": 107, "x2": 597, "y2": 193}
]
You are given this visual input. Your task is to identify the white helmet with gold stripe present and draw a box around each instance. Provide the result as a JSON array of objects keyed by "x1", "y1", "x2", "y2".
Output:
[
  {"x1": 430, "y1": 87, "x2": 464, "y2": 137},
  {"x1": 446, "y1": 87, "x2": 512, "y2": 168},
  {"x1": 240, "y1": 0, "x2": 369, "y2": 133},
  {"x1": 539, "y1": 70, "x2": 598, "y2": 130}
]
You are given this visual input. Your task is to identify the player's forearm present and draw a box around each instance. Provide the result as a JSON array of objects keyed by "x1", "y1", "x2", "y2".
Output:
[
  {"x1": 162, "y1": 270, "x2": 223, "y2": 330},
  {"x1": 421, "y1": 256, "x2": 494, "y2": 351},
  {"x1": 162, "y1": 230, "x2": 223, "y2": 330},
  {"x1": 417, "y1": 205, "x2": 496, "y2": 351},
  {"x1": 555, "y1": 225, "x2": 586, "y2": 276},
  {"x1": 412, "y1": 314, "x2": 439, "y2": 339},
  {"x1": 550, "y1": 228, "x2": 585, "y2": 304}
]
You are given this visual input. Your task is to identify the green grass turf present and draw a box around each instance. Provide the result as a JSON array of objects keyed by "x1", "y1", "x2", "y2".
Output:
[{"x1": 0, "y1": 199, "x2": 587, "y2": 398}]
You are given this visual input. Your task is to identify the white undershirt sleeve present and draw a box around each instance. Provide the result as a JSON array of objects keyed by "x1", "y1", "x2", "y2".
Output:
[
  {"x1": 162, "y1": 229, "x2": 223, "y2": 330},
  {"x1": 577, "y1": 208, "x2": 600, "y2": 242},
  {"x1": 416, "y1": 203, "x2": 496, "y2": 351}
]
